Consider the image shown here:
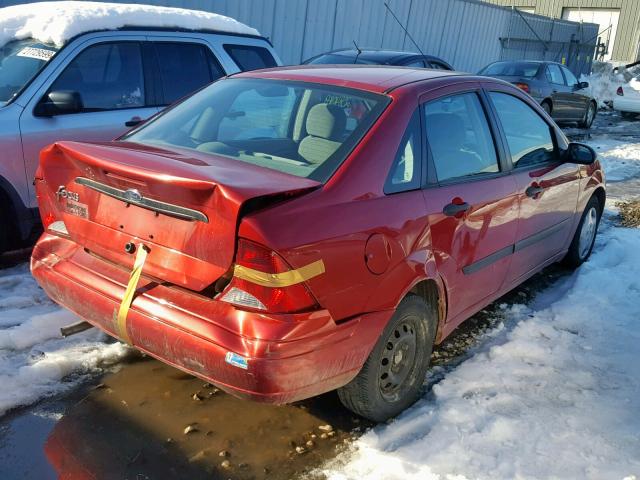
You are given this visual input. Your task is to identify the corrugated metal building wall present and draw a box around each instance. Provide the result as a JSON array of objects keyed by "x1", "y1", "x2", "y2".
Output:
[
  {"x1": 0, "y1": 0, "x2": 598, "y2": 74},
  {"x1": 485, "y1": 0, "x2": 640, "y2": 62}
]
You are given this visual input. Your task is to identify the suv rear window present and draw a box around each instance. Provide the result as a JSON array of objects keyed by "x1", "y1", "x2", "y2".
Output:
[
  {"x1": 125, "y1": 78, "x2": 388, "y2": 182},
  {"x1": 224, "y1": 45, "x2": 277, "y2": 71}
]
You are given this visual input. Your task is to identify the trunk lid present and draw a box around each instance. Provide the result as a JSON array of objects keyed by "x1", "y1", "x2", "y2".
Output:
[{"x1": 39, "y1": 141, "x2": 320, "y2": 291}]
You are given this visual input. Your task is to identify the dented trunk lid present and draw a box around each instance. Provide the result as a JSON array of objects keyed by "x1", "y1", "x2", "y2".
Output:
[{"x1": 39, "y1": 141, "x2": 320, "y2": 291}]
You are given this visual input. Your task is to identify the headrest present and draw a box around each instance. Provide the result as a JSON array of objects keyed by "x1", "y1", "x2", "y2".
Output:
[{"x1": 306, "y1": 103, "x2": 347, "y2": 140}]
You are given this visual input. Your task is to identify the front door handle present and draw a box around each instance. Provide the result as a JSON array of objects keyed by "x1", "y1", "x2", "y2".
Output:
[
  {"x1": 125, "y1": 116, "x2": 144, "y2": 127},
  {"x1": 443, "y1": 201, "x2": 470, "y2": 217},
  {"x1": 526, "y1": 185, "x2": 545, "y2": 198}
]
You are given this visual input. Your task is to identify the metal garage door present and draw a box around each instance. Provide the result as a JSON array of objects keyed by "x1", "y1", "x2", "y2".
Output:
[{"x1": 562, "y1": 8, "x2": 620, "y2": 61}]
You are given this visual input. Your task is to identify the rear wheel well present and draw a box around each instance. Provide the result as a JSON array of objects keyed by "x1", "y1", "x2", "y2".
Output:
[
  {"x1": 593, "y1": 187, "x2": 606, "y2": 216},
  {"x1": 409, "y1": 279, "x2": 443, "y2": 337},
  {"x1": 0, "y1": 185, "x2": 18, "y2": 251},
  {"x1": 541, "y1": 99, "x2": 552, "y2": 112}
]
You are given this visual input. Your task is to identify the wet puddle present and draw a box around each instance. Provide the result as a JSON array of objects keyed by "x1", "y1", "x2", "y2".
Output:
[
  {"x1": 42, "y1": 357, "x2": 369, "y2": 480},
  {"x1": 0, "y1": 263, "x2": 570, "y2": 480}
]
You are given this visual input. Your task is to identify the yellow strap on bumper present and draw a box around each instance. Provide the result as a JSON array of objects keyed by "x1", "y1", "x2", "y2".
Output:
[{"x1": 115, "y1": 244, "x2": 149, "y2": 344}]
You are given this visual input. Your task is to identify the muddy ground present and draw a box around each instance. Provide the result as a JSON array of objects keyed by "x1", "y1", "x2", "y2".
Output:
[{"x1": 0, "y1": 112, "x2": 638, "y2": 480}]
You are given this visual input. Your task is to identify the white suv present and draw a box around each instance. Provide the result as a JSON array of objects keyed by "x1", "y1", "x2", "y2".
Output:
[{"x1": 0, "y1": 3, "x2": 280, "y2": 253}]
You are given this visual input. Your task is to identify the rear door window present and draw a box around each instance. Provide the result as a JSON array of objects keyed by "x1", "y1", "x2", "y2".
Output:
[
  {"x1": 403, "y1": 59, "x2": 426, "y2": 68},
  {"x1": 224, "y1": 44, "x2": 277, "y2": 71},
  {"x1": 429, "y1": 60, "x2": 451, "y2": 70},
  {"x1": 561, "y1": 66, "x2": 578, "y2": 87},
  {"x1": 489, "y1": 92, "x2": 556, "y2": 168},
  {"x1": 50, "y1": 42, "x2": 145, "y2": 111},
  {"x1": 424, "y1": 92, "x2": 499, "y2": 183},
  {"x1": 546, "y1": 64, "x2": 565, "y2": 85},
  {"x1": 153, "y1": 42, "x2": 224, "y2": 105}
]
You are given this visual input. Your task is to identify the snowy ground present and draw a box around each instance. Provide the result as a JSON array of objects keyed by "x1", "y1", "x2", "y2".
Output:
[
  {"x1": 0, "y1": 112, "x2": 639, "y2": 479},
  {"x1": 321, "y1": 114, "x2": 640, "y2": 479},
  {"x1": 323, "y1": 221, "x2": 640, "y2": 480},
  {"x1": 0, "y1": 265, "x2": 130, "y2": 416}
]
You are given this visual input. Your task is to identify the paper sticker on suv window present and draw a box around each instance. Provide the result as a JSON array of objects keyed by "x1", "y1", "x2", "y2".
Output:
[
  {"x1": 17, "y1": 47, "x2": 56, "y2": 61},
  {"x1": 65, "y1": 199, "x2": 88, "y2": 219}
]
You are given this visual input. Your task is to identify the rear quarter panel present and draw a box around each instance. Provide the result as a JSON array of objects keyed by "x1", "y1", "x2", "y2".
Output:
[{"x1": 238, "y1": 89, "x2": 435, "y2": 321}]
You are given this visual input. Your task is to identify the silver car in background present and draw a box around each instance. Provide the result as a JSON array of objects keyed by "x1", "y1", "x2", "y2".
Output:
[
  {"x1": 479, "y1": 60, "x2": 597, "y2": 129},
  {"x1": 0, "y1": 29, "x2": 280, "y2": 254}
]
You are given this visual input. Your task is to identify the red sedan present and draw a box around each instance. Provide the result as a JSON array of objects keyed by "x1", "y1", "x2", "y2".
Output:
[{"x1": 31, "y1": 66, "x2": 605, "y2": 421}]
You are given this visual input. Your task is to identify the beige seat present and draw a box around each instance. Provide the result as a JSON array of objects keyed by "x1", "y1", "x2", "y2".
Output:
[
  {"x1": 298, "y1": 103, "x2": 347, "y2": 164},
  {"x1": 426, "y1": 112, "x2": 484, "y2": 181}
]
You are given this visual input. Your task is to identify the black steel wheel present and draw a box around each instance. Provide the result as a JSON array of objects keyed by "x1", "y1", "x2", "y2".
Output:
[
  {"x1": 0, "y1": 206, "x2": 9, "y2": 256},
  {"x1": 378, "y1": 320, "x2": 418, "y2": 402},
  {"x1": 337, "y1": 294, "x2": 437, "y2": 422}
]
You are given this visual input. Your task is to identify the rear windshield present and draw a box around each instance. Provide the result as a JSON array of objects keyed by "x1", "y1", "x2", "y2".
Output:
[
  {"x1": 305, "y1": 53, "x2": 377, "y2": 65},
  {"x1": 224, "y1": 44, "x2": 277, "y2": 71},
  {"x1": 125, "y1": 78, "x2": 389, "y2": 182},
  {"x1": 480, "y1": 61, "x2": 541, "y2": 78}
]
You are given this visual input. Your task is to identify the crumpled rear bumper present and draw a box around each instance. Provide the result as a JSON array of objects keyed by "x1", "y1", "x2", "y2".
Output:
[{"x1": 31, "y1": 233, "x2": 391, "y2": 404}]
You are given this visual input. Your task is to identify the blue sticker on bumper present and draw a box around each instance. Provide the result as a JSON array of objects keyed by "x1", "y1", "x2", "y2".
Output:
[{"x1": 225, "y1": 352, "x2": 248, "y2": 370}]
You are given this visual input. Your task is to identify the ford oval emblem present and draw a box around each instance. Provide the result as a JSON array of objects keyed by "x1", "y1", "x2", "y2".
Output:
[{"x1": 124, "y1": 189, "x2": 143, "y2": 203}]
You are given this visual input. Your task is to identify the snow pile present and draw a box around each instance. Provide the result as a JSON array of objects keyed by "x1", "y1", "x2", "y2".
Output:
[
  {"x1": 0, "y1": 264, "x2": 130, "y2": 416},
  {"x1": 588, "y1": 137, "x2": 640, "y2": 182},
  {"x1": 325, "y1": 221, "x2": 640, "y2": 480},
  {"x1": 581, "y1": 61, "x2": 635, "y2": 108},
  {"x1": 0, "y1": 1, "x2": 259, "y2": 47}
]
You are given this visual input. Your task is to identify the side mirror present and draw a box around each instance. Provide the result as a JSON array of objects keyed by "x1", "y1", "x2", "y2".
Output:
[
  {"x1": 34, "y1": 90, "x2": 83, "y2": 117},
  {"x1": 566, "y1": 142, "x2": 596, "y2": 165},
  {"x1": 575, "y1": 81, "x2": 589, "y2": 90}
]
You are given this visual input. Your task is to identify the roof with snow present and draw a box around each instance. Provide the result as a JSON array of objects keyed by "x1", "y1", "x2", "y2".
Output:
[{"x1": 0, "y1": 1, "x2": 260, "y2": 47}]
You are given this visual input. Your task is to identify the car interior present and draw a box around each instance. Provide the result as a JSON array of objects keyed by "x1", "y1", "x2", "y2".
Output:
[
  {"x1": 425, "y1": 93, "x2": 499, "y2": 182},
  {"x1": 138, "y1": 81, "x2": 383, "y2": 180}
]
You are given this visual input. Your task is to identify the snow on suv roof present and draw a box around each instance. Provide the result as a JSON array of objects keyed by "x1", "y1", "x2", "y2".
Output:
[{"x1": 0, "y1": 1, "x2": 259, "y2": 47}]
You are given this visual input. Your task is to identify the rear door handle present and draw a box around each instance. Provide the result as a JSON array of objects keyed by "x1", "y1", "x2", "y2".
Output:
[
  {"x1": 526, "y1": 185, "x2": 545, "y2": 198},
  {"x1": 443, "y1": 201, "x2": 470, "y2": 216},
  {"x1": 125, "y1": 116, "x2": 144, "y2": 127}
]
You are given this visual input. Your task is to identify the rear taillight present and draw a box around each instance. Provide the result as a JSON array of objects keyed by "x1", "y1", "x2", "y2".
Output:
[
  {"x1": 42, "y1": 212, "x2": 56, "y2": 229},
  {"x1": 617, "y1": 86, "x2": 624, "y2": 96},
  {"x1": 35, "y1": 178, "x2": 59, "y2": 230},
  {"x1": 514, "y1": 82, "x2": 530, "y2": 93},
  {"x1": 219, "y1": 239, "x2": 319, "y2": 314}
]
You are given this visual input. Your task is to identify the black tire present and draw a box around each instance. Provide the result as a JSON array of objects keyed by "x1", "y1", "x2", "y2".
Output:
[
  {"x1": 0, "y1": 207, "x2": 9, "y2": 256},
  {"x1": 563, "y1": 196, "x2": 601, "y2": 268},
  {"x1": 541, "y1": 101, "x2": 552, "y2": 115},
  {"x1": 337, "y1": 294, "x2": 437, "y2": 422},
  {"x1": 621, "y1": 111, "x2": 637, "y2": 120},
  {"x1": 578, "y1": 101, "x2": 597, "y2": 128}
]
